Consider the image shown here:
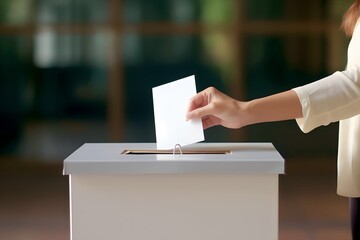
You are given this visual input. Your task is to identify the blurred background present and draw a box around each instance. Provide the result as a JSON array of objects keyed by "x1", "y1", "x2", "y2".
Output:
[{"x1": 0, "y1": 0, "x2": 354, "y2": 239}]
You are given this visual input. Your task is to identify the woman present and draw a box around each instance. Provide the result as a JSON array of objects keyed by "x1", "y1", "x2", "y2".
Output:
[{"x1": 186, "y1": 1, "x2": 360, "y2": 239}]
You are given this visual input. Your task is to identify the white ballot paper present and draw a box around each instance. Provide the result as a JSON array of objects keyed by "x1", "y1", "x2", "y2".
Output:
[{"x1": 152, "y1": 75, "x2": 204, "y2": 150}]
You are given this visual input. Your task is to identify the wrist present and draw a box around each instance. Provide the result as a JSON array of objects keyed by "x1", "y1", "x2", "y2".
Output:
[{"x1": 237, "y1": 100, "x2": 253, "y2": 127}]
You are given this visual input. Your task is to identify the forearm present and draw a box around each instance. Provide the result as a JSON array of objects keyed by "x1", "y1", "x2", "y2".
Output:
[{"x1": 242, "y1": 90, "x2": 303, "y2": 126}]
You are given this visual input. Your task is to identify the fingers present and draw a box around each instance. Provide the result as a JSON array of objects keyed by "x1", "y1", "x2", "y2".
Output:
[
  {"x1": 187, "y1": 87, "x2": 218, "y2": 119},
  {"x1": 186, "y1": 103, "x2": 212, "y2": 121},
  {"x1": 186, "y1": 86, "x2": 243, "y2": 130},
  {"x1": 186, "y1": 87, "x2": 223, "y2": 129},
  {"x1": 185, "y1": 108, "x2": 200, "y2": 121},
  {"x1": 187, "y1": 90, "x2": 208, "y2": 113}
]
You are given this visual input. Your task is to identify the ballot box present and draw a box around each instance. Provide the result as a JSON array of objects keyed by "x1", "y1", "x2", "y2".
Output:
[{"x1": 63, "y1": 143, "x2": 284, "y2": 240}]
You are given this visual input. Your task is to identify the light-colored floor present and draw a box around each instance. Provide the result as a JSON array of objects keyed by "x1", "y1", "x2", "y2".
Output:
[{"x1": 0, "y1": 154, "x2": 351, "y2": 240}]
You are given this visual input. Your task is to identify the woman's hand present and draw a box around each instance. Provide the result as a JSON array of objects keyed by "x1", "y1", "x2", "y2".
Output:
[
  {"x1": 186, "y1": 87, "x2": 303, "y2": 130},
  {"x1": 186, "y1": 87, "x2": 247, "y2": 129}
]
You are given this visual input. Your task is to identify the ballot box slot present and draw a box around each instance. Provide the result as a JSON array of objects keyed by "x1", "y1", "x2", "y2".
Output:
[{"x1": 121, "y1": 149, "x2": 231, "y2": 155}]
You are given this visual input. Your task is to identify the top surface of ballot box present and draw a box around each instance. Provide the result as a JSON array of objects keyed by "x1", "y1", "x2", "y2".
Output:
[{"x1": 63, "y1": 143, "x2": 284, "y2": 175}]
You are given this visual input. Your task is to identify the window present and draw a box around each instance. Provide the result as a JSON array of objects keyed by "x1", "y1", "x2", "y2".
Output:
[{"x1": 0, "y1": 0, "x2": 350, "y2": 158}]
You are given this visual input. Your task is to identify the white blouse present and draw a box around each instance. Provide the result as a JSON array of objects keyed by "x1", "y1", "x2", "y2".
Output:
[{"x1": 293, "y1": 20, "x2": 360, "y2": 197}]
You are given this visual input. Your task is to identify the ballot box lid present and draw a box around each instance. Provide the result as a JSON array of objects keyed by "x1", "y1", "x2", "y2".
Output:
[{"x1": 63, "y1": 143, "x2": 284, "y2": 175}]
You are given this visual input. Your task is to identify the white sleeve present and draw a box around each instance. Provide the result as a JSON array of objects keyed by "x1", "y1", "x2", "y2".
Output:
[{"x1": 293, "y1": 66, "x2": 360, "y2": 133}]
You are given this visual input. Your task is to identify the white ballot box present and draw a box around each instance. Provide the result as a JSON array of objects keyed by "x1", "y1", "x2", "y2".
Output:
[{"x1": 63, "y1": 143, "x2": 284, "y2": 240}]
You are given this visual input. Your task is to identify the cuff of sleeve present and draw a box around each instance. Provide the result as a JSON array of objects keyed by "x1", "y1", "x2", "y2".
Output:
[{"x1": 292, "y1": 87, "x2": 313, "y2": 133}]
